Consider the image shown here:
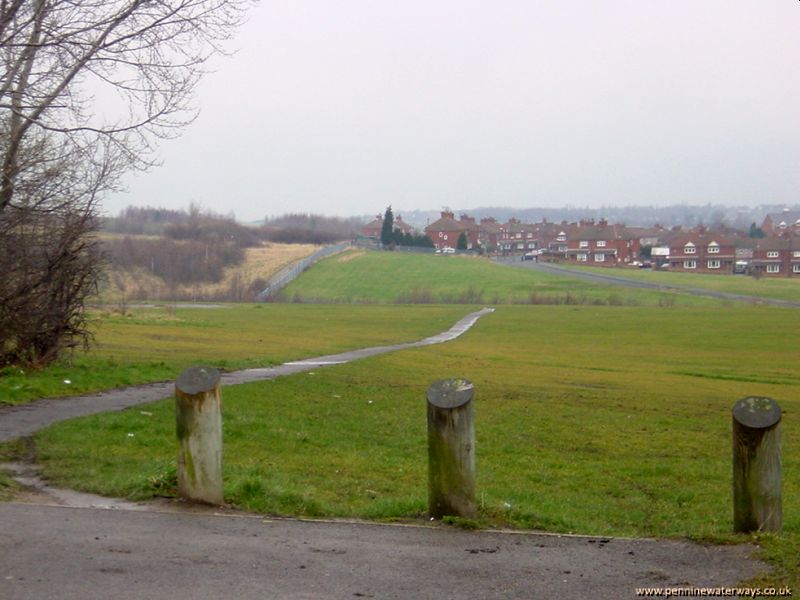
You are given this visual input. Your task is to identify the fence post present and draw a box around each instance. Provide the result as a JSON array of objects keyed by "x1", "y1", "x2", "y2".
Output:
[
  {"x1": 427, "y1": 379, "x2": 476, "y2": 519},
  {"x1": 175, "y1": 366, "x2": 223, "y2": 505},
  {"x1": 732, "y1": 396, "x2": 782, "y2": 533}
]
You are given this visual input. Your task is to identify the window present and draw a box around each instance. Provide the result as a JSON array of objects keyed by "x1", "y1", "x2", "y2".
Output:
[
  {"x1": 527, "y1": 232, "x2": 533, "y2": 239},
  {"x1": 557, "y1": 232, "x2": 566, "y2": 241},
  {"x1": 558, "y1": 245, "x2": 567, "y2": 252},
  {"x1": 684, "y1": 243, "x2": 696, "y2": 254},
  {"x1": 516, "y1": 233, "x2": 522, "y2": 239},
  {"x1": 707, "y1": 259, "x2": 720, "y2": 269},
  {"x1": 707, "y1": 243, "x2": 720, "y2": 254},
  {"x1": 767, "y1": 251, "x2": 779, "y2": 258},
  {"x1": 527, "y1": 242, "x2": 536, "y2": 249},
  {"x1": 594, "y1": 253, "x2": 605, "y2": 262},
  {"x1": 596, "y1": 240, "x2": 606, "y2": 248},
  {"x1": 577, "y1": 253, "x2": 588, "y2": 262},
  {"x1": 579, "y1": 240, "x2": 588, "y2": 248},
  {"x1": 793, "y1": 251, "x2": 800, "y2": 258},
  {"x1": 767, "y1": 264, "x2": 780, "y2": 273},
  {"x1": 516, "y1": 243, "x2": 524, "y2": 249},
  {"x1": 443, "y1": 234, "x2": 448, "y2": 240},
  {"x1": 683, "y1": 260, "x2": 696, "y2": 269},
  {"x1": 793, "y1": 264, "x2": 800, "y2": 273}
]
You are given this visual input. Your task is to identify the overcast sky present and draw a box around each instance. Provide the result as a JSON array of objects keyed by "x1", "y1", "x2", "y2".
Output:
[{"x1": 105, "y1": 1, "x2": 800, "y2": 222}]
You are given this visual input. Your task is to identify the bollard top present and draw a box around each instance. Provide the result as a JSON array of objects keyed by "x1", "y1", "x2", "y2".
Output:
[
  {"x1": 176, "y1": 366, "x2": 221, "y2": 395},
  {"x1": 732, "y1": 396, "x2": 781, "y2": 429},
  {"x1": 427, "y1": 378, "x2": 474, "y2": 409}
]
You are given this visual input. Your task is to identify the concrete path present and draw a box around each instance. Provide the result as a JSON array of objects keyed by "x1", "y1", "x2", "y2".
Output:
[
  {"x1": 0, "y1": 308, "x2": 494, "y2": 443},
  {"x1": 0, "y1": 503, "x2": 768, "y2": 600}
]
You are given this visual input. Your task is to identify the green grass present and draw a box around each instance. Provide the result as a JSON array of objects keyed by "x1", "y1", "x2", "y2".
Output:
[
  {"x1": 280, "y1": 250, "x2": 720, "y2": 306},
  {"x1": 32, "y1": 304, "x2": 800, "y2": 588},
  {"x1": 0, "y1": 304, "x2": 471, "y2": 405}
]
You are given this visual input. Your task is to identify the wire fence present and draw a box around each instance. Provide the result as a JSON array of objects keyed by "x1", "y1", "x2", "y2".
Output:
[{"x1": 255, "y1": 241, "x2": 352, "y2": 301}]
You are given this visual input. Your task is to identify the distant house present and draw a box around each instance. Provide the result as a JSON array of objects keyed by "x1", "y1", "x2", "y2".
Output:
[
  {"x1": 361, "y1": 214, "x2": 415, "y2": 239},
  {"x1": 762, "y1": 209, "x2": 800, "y2": 236},
  {"x1": 425, "y1": 211, "x2": 474, "y2": 250},
  {"x1": 498, "y1": 218, "x2": 542, "y2": 255},
  {"x1": 667, "y1": 230, "x2": 736, "y2": 274},
  {"x1": 565, "y1": 220, "x2": 640, "y2": 266},
  {"x1": 749, "y1": 236, "x2": 800, "y2": 277},
  {"x1": 478, "y1": 217, "x2": 502, "y2": 250}
]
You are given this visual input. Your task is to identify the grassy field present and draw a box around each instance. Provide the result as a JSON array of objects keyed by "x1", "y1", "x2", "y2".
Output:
[
  {"x1": 0, "y1": 304, "x2": 471, "y2": 405},
  {"x1": 32, "y1": 303, "x2": 800, "y2": 587},
  {"x1": 5, "y1": 250, "x2": 800, "y2": 586},
  {"x1": 279, "y1": 249, "x2": 796, "y2": 305}
]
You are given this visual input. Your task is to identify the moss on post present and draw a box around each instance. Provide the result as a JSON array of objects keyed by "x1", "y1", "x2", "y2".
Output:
[
  {"x1": 732, "y1": 396, "x2": 782, "y2": 533},
  {"x1": 175, "y1": 366, "x2": 223, "y2": 505},
  {"x1": 427, "y1": 378, "x2": 476, "y2": 519}
]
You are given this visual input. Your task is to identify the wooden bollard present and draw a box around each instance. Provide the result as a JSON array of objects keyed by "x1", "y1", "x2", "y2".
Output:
[
  {"x1": 175, "y1": 366, "x2": 223, "y2": 505},
  {"x1": 732, "y1": 396, "x2": 782, "y2": 533},
  {"x1": 427, "y1": 379, "x2": 476, "y2": 519}
]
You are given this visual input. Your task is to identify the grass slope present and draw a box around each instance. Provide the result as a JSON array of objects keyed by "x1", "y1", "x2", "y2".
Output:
[{"x1": 280, "y1": 249, "x2": 766, "y2": 306}]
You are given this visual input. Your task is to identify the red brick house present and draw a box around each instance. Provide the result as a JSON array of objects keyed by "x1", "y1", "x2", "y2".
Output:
[
  {"x1": 361, "y1": 214, "x2": 415, "y2": 239},
  {"x1": 667, "y1": 231, "x2": 736, "y2": 274},
  {"x1": 425, "y1": 211, "x2": 476, "y2": 250},
  {"x1": 478, "y1": 217, "x2": 502, "y2": 250},
  {"x1": 750, "y1": 235, "x2": 800, "y2": 277},
  {"x1": 762, "y1": 209, "x2": 800, "y2": 236},
  {"x1": 565, "y1": 220, "x2": 640, "y2": 266}
]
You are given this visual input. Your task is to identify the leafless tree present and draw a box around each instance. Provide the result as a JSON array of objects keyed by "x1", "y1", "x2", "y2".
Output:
[{"x1": 0, "y1": 0, "x2": 253, "y2": 367}]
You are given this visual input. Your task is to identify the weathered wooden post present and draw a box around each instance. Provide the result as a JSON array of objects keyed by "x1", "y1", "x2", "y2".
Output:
[
  {"x1": 427, "y1": 378, "x2": 476, "y2": 519},
  {"x1": 175, "y1": 366, "x2": 223, "y2": 505},
  {"x1": 732, "y1": 396, "x2": 782, "y2": 533}
]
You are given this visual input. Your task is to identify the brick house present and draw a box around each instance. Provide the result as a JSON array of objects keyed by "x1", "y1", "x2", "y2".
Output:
[
  {"x1": 749, "y1": 236, "x2": 800, "y2": 277},
  {"x1": 498, "y1": 219, "x2": 543, "y2": 255},
  {"x1": 361, "y1": 214, "x2": 415, "y2": 239},
  {"x1": 762, "y1": 209, "x2": 800, "y2": 236},
  {"x1": 425, "y1": 211, "x2": 476, "y2": 250},
  {"x1": 478, "y1": 217, "x2": 502, "y2": 250},
  {"x1": 565, "y1": 220, "x2": 640, "y2": 266},
  {"x1": 667, "y1": 231, "x2": 736, "y2": 274}
]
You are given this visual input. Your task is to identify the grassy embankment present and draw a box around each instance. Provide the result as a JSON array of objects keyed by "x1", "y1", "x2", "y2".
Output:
[
  {"x1": 280, "y1": 249, "x2": 797, "y2": 305},
  {"x1": 26, "y1": 250, "x2": 800, "y2": 587}
]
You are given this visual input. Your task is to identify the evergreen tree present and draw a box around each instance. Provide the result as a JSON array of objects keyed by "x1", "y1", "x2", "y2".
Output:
[
  {"x1": 457, "y1": 231, "x2": 469, "y2": 250},
  {"x1": 380, "y1": 206, "x2": 394, "y2": 246},
  {"x1": 749, "y1": 222, "x2": 766, "y2": 238}
]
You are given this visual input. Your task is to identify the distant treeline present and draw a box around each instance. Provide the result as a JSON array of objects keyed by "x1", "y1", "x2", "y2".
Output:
[
  {"x1": 102, "y1": 207, "x2": 364, "y2": 291},
  {"x1": 104, "y1": 207, "x2": 361, "y2": 245},
  {"x1": 262, "y1": 213, "x2": 361, "y2": 244}
]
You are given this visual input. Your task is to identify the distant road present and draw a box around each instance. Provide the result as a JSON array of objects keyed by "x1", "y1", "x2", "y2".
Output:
[{"x1": 494, "y1": 258, "x2": 800, "y2": 308}]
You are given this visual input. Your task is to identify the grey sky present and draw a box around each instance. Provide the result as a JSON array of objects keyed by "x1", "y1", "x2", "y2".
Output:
[{"x1": 106, "y1": 1, "x2": 800, "y2": 222}]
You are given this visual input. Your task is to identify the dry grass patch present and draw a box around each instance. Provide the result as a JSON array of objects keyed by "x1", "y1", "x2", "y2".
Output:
[{"x1": 99, "y1": 242, "x2": 319, "y2": 303}]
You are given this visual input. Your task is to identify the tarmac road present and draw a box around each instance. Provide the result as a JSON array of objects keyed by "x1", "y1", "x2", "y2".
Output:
[
  {"x1": 496, "y1": 258, "x2": 800, "y2": 307},
  {"x1": 0, "y1": 503, "x2": 767, "y2": 600}
]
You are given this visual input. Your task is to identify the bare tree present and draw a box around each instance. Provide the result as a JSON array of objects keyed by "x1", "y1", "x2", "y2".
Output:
[{"x1": 0, "y1": 0, "x2": 253, "y2": 367}]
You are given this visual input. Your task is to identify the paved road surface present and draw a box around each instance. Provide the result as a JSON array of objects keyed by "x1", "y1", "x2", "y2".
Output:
[
  {"x1": 0, "y1": 503, "x2": 767, "y2": 600},
  {"x1": 495, "y1": 258, "x2": 800, "y2": 307}
]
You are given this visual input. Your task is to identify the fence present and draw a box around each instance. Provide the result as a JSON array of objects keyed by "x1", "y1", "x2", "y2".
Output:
[{"x1": 255, "y1": 241, "x2": 352, "y2": 301}]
